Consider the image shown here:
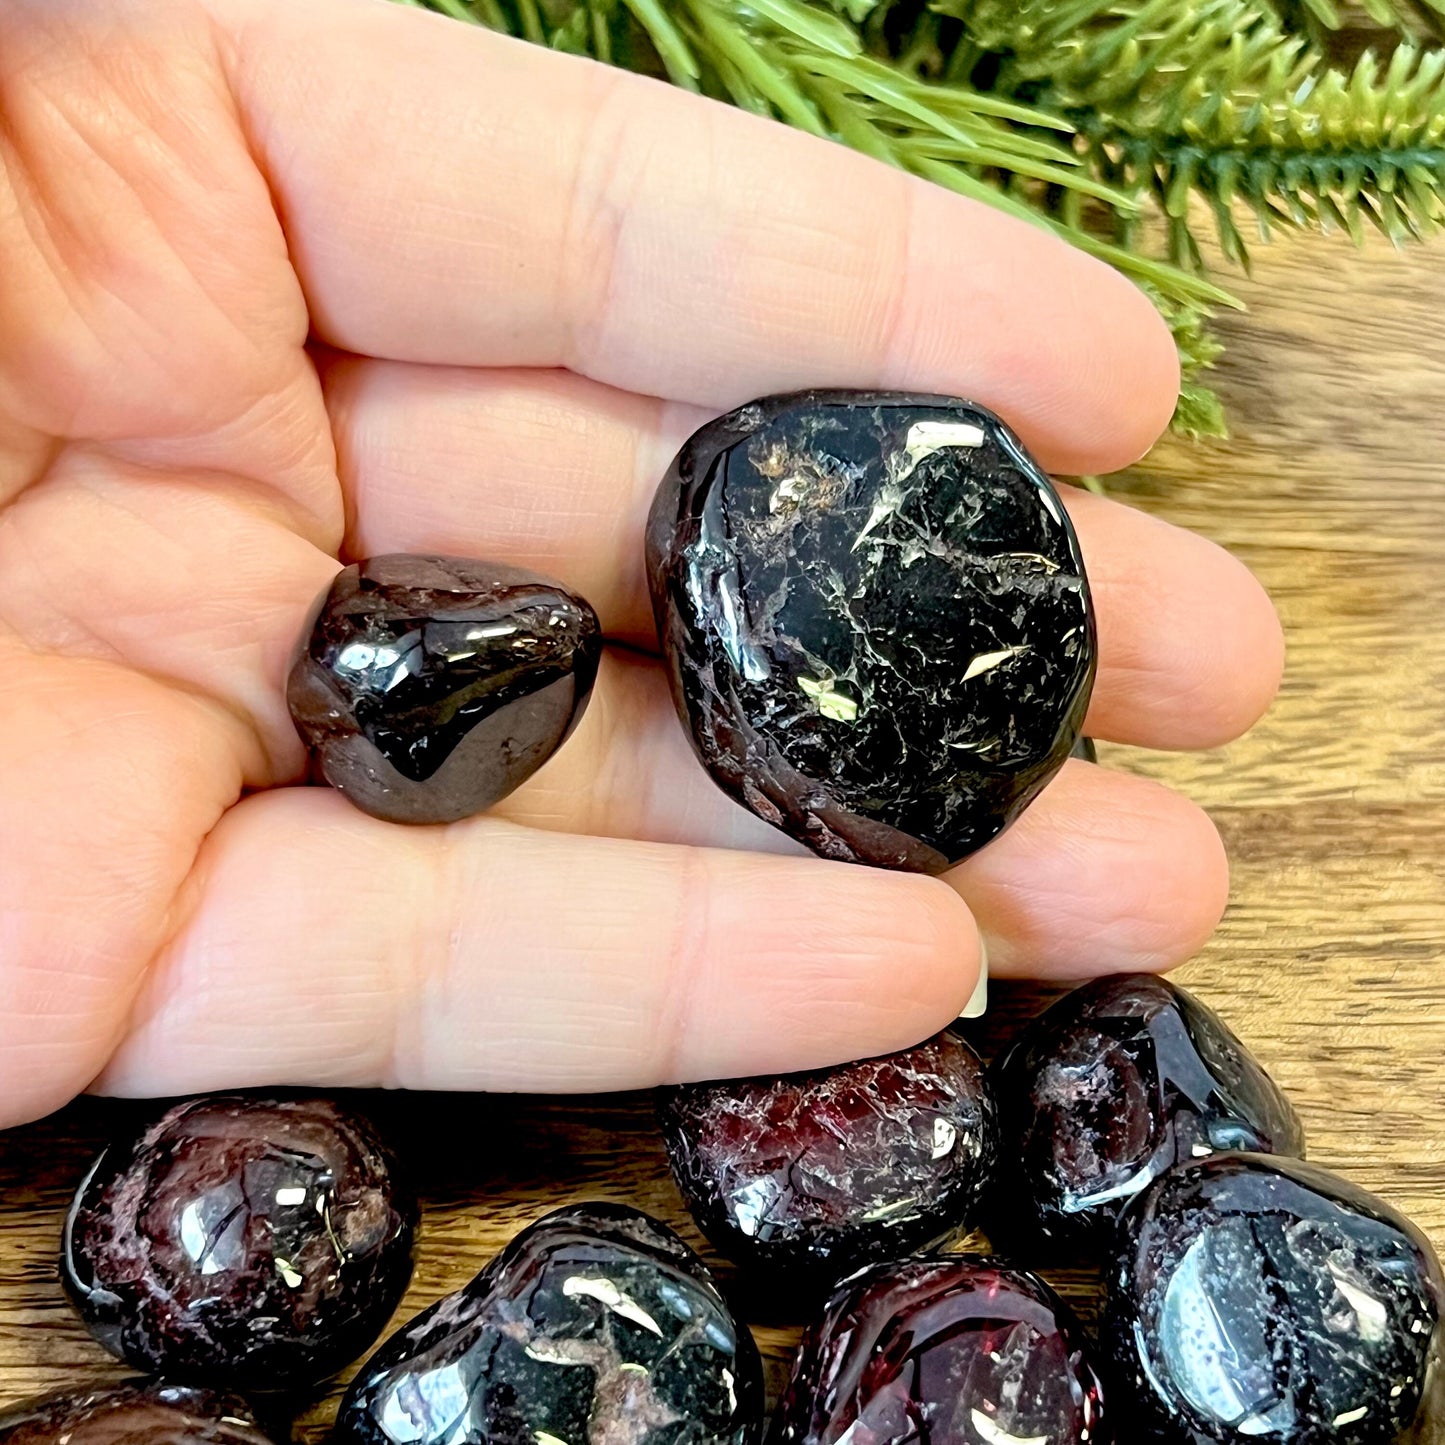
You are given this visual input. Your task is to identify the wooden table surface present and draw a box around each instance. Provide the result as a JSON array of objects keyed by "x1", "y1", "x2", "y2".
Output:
[{"x1": 0, "y1": 225, "x2": 1441, "y2": 1435}]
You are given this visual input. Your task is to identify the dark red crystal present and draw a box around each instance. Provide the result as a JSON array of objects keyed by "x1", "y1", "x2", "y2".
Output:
[
  {"x1": 288, "y1": 555, "x2": 601, "y2": 825},
  {"x1": 62, "y1": 1094, "x2": 417, "y2": 1391},
  {"x1": 0, "y1": 1383, "x2": 277, "y2": 1445},
  {"x1": 990, "y1": 974, "x2": 1304, "y2": 1256},
  {"x1": 658, "y1": 1030, "x2": 995, "y2": 1296},
  {"x1": 771, "y1": 1256, "x2": 1107, "y2": 1445},
  {"x1": 337, "y1": 1202, "x2": 763, "y2": 1445},
  {"x1": 1102, "y1": 1153, "x2": 1444, "y2": 1444}
]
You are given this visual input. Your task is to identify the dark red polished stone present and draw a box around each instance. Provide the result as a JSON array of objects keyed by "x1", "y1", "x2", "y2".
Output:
[
  {"x1": 62, "y1": 1095, "x2": 417, "y2": 1391},
  {"x1": 990, "y1": 974, "x2": 1304, "y2": 1256},
  {"x1": 1102, "y1": 1153, "x2": 1444, "y2": 1444},
  {"x1": 337, "y1": 1202, "x2": 763, "y2": 1445},
  {"x1": 646, "y1": 392, "x2": 1096, "y2": 871},
  {"x1": 658, "y1": 1030, "x2": 995, "y2": 1296},
  {"x1": 288, "y1": 555, "x2": 601, "y2": 824},
  {"x1": 771, "y1": 1256, "x2": 1107, "y2": 1445},
  {"x1": 0, "y1": 1383, "x2": 277, "y2": 1445}
]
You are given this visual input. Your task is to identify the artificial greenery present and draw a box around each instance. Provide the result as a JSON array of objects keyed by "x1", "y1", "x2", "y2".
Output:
[{"x1": 400, "y1": 0, "x2": 1445, "y2": 442}]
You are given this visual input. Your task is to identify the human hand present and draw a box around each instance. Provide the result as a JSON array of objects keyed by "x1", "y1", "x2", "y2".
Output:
[{"x1": 0, "y1": 0, "x2": 1283, "y2": 1128}]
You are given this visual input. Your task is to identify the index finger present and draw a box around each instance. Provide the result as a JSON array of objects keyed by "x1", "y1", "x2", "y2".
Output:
[{"x1": 211, "y1": 0, "x2": 1179, "y2": 474}]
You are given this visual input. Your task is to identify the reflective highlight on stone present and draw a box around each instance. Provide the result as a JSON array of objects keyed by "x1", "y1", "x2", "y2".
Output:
[
  {"x1": 62, "y1": 1095, "x2": 417, "y2": 1391},
  {"x1": 771, "y1": 1256, "x2": 1107, "y2": 1445},
  {"x1": 659, "y1": 1031, "x2": 994, "y2": 1296},
  {"x1": 646, "y1": 391, "x2": 1095, "y2": 871},
  {"x1": 337, "y1": 1203, "x2": 764, "y2": 1445},
  {"x1": 288, "y1": 556, "x2": 601, "y2": 824},
  {"x1": 1102, "y1": 1153, "x2": 1444, "y2": 1444},
  {"x1": 0, "y1": 1384, "x2": 276, "y2": 1445},
  {"x1": 990, "y1": 974, "x2": 1304, "y2": 1255}
]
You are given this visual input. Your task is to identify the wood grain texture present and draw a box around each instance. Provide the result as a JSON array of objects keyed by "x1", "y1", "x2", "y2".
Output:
[{"x1": 0, "y1": 226, "x2": 1441, "y2": 1434}]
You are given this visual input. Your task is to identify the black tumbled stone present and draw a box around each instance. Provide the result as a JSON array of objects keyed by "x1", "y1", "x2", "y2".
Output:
[
  {"x1": 62, "y1": 1095, "x2": 417, "y2": 1391},
  {"x1": 658, "y1": 1030, "x2": 995, "y2": 1297},
  {"x1": 0, "y1": 1384, "x2": 277, "y2": 1445},
  {"x1": 1102, "y1": 1153, "x2": 1444, "y2": 1444},
  {"x1": 646, "y1": 391, "x2": 1095, "y2": 871},
  {"x1": 336, "y1": 1202, "x2": 764, "y2": 1445},
  {"x1": 990, "y1": 974, "x2": 1304, "y2": 1256},
  {"x1": 771, "y1": 1256, "x2": 1107, "y2": 1445},
  {"x1": 288, "y1": 556, "x2": 601, "y2": 824}
]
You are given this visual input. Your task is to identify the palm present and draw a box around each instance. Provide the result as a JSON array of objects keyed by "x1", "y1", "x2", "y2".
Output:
[{"x1": 0, "y1": 0, "x2": 1282, "y2": 1129}]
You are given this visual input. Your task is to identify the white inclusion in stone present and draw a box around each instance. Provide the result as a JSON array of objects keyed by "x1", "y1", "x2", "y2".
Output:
[
  {"x1": 1333, "y1": 1407, "x2": 1369, "y2": 1427},
  {"x1": 337, "y1": 643, "x2": 377, "y2": 672},
  {"x1": 378, "y1": 1361, "x2": 470, "y2": 1445},
  {"x1": 722, "y1": 1369, "x2": 737, "y2": 1413},
  {"x1": 275, "y1": 1187, "x2": 308, "y2": 1206},
  {"x1": 798, "y1": 675, "x2": 859, "y2": 722},
  {"x1": 968, "y1": 1410, "x2": 1049, "y2": 1445},
  {"x1": 962, "y1": 645, "x2": 1030, "y2": 682},
  {"x1": 562, "y1": 1276, "x2": 664, "y2": 1336},
  {"x1": 894, "y1": 420, "x2": 986, "y2": 486},
  {"x1": 730, "y1": 1177, "x2": 784, "y2": 1239},
  {"x1": 1326, "y1": 1265, "x2": 1390, "y2": 1343},
  {"x1": 931, "y1": 1117, "x2": 958, "y2": 1159},
  {"x1": 851, "y1": 484, "x2": 905, "y2": 552}
]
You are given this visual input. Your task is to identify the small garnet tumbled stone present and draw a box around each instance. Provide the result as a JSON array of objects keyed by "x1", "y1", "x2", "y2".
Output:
[
  {"x1": 771, "y1": 1256, "x2": 1107, "y2": 1445},
  {"x1": 646, "y1": 391, "x2": 1095, "y2": 871},
  {"x1": 658, "y1": 1030, "x2": 995, "y2": 1295},
  {"x1": 990, "y1": 973, "x2": 1304, "y2": 1255},
  {"x1": 0, "y1": 1383, "x2": 276, "y2": 1445},
  {"x1": 288, "y1": 555, "x2": 601, "y2": 824},
  {"x1": 62, "y1": 1094, "x2": 417, "y2": 1391},
  {"x1": 1102, "y1": 1153, "x2": 1444, "y2": 1444},
  {"x1": 337, "y1": 1202, "x2": 763, "y2": 1445}
]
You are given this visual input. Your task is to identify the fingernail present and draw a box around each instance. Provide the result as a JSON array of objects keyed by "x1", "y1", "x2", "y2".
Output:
[{"x1": 959, "y1": 936, "x2": 989, "y2": 1019}]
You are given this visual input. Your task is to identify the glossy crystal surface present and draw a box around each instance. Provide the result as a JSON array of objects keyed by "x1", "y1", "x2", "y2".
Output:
[
  {"x1": 771, "y1": 1256, "x2": 1107, "y2": 1445},
  {"x1": 991, "y1": 973, "x2": 1304, "y2": 1254},
  {"x1": 337, "y1": 1202, "x2": 764, "y2": 1445},
  {"x1": 646, "y1": 391, "x2": 1095, "y2": 870},
  {"x1": 62, "y1": 1095, "x2": 417, "y2": 1391},
  {"x1": 0, "y1": 1383, "x2": 275, "y2": 1445},
  {"x1": 1102, "y1": 1153, "x2": 1444, "y2": 1444},
  {"x1": 288, "y1": 555, "x2": 601, "y2": 824},
  {"x1": 659, "y1": 1031, "x2": 994, "y2": 1295}
]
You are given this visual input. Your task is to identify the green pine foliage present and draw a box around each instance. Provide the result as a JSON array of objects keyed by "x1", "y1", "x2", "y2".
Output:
[{"x1": 401, "y1": 0, "x2": 1445, "y2": 444}]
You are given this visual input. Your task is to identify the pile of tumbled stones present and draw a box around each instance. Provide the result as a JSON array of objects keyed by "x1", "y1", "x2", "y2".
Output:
[
  {"x1": 2, "y1": 394, "x2": 1441, "y2": 1444},
  {"x1": 0, "y1": 973, "x2": 1437, "y2": 1445}
]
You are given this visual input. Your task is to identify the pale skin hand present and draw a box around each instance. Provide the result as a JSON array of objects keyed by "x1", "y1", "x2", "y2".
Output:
[{"x1": 0, "y1": 0, "x2": 1284, "y2": 1129}]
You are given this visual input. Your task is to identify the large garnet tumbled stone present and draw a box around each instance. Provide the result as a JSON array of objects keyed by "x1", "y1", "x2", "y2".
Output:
[
  {"x1": 990, "y1": 974, "x2": 1304, "y2": 1255},
  {"x1": 62, "y1": 1095, "x2": 417, "y2": 1391},
  {"x1": 771, "y1": 1256, "x2": 1107, "y2": 1445},
  {"x1": 1102, "y1": 1153, "x2": 1444, "y2": 1444},
  {"x1": 646, "y1": 391, "x2": 1095, "y2": 871},
  {"x1": 0, "y1": 1384, "x2": 276, "y2": 1445},
  {"x1": 337, "y1": 1202, "x2": 763, "y2": 1445},
  {"x1": 658, "y1": 1030, "x2": 995, "y2": 1295},
  {"x1": 288, "y1": 555, "x2": 601, "y2": 824}
]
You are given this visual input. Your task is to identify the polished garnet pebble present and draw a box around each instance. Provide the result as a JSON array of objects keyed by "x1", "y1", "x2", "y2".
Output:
[
  {"x1": 646, "y1": 391, "x2": 1095, "y2": 871},
  {"x1": 1103, "y1": 1152, "x2": 1444, "y2": 1444},
  {"x1": 771, "y1": 1256, "x2": 1107, "y2": 1445},
  {"x1": 62, "y1": 1094, "x2": 417, "y2": 1391},
  {"x1": 337, "y1": 1202, "x2": 763, "y2": 1445},
  {"x1": 990, "y1": 973, "x2": 1304, "y2": 1255},
  {"x1": 0, "y1": 1383, "x2": 277, "y2": 1445},
  {"x1": 288, "y1": 555, "x2": 601, "y2": 824},
  {"x1": 659, "y1": 1030, "x2": 995, "y2": 1296}
]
